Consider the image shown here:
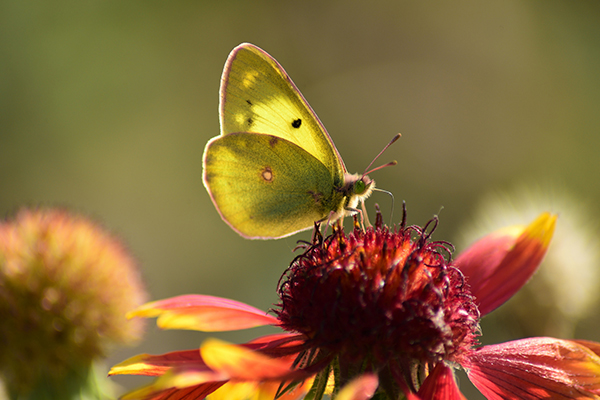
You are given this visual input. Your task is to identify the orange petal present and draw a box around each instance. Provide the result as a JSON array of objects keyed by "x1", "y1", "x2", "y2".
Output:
[
  {"x1": 127, "y1": 294, "x2": 278, "y2": 331},
  {"x1": 336, "y1": 374, "x2": 379, "y2": 400},
  {"x1": 465, "y1": 337, "x2": 600, "y2": 399},
  {"x1": 201, "y1": 338, "x2": 310, "y2": 381},
  {"x1": 417, "y1": 364, "x2": 466, "y2": 400},
  {"x1": 455, "y1": 212, "x2": 556, "y2": 315}
]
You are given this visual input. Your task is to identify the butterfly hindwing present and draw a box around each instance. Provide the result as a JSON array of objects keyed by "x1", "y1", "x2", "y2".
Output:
[{"x1": 203, "y1": 132, "x2": 343, "y2": 239}]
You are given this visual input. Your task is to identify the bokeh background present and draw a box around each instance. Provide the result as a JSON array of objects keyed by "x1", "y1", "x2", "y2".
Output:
[{"x1": 2, "y1": 1, "x2": 600, "y2": 398}]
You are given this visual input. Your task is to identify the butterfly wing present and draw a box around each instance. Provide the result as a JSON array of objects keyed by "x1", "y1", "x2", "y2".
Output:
[
  {"x1": 219, "y1": 43, "x2": 346, "y2": 183},
  {"x1": 203, "y1": 132, "x2": 344, "y2": 239}
]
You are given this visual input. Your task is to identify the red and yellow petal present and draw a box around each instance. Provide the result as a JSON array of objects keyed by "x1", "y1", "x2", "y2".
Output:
[
  {"x1": 113, "y1": 355, "x2": 226, "y2": 400},
  {"x1": 464, "y1": 337, "x2": 600, "y2": 400},
  {"x1": 109, "y1": 350, "x2": 209, "y2": 377},
  {"x1": 127, "y1": 294, "x2": 278, "y2": 331},
  {"x1": 120, "y1": 374, "x2": 226, "y2": 400},
  {"x1": 454, "y1": 212, "x2": 556, "y2": 316},
  {"x1": 417, "y1": 364, "x2": 466, "y2": 400},
  {"x1": 111, "y1": 352, "x2": 226, "y2": 400}
]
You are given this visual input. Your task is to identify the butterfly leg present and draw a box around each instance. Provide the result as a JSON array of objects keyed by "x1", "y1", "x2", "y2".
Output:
[{"x1": 344, "y1": 201, "x2": 371, "y2": 232}]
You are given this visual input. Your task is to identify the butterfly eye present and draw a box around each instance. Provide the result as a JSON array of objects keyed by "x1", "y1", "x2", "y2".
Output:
[{"x1": 354, "y1": 180, "x2": 367, "y2": 195}]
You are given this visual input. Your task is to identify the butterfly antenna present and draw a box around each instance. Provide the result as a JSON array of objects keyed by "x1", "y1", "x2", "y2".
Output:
[
  {"x1": 372, "y1": 188, "x2": 395, "y2": 225},
  {"x1": 362, "y1": 133, "x2": 401, "y2": 176}
]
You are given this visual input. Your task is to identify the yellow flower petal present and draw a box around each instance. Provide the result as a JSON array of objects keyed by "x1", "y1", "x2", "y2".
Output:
[{"x1": 201, "y1": 338, "x2": 302, "y2": 381}]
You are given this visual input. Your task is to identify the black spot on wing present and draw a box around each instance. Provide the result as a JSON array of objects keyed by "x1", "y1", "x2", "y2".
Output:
[
  {"x1": 292, "y1": 118, "x2": 302, "y2": 128},
  {"x1": 246, "y1": 99, "x2": 253, "y2": 106}
]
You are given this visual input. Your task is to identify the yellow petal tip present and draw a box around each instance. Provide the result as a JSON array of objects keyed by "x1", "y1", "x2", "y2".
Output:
[{"x1": 524, "y1": 212, "x2": 557, "y2": 248}]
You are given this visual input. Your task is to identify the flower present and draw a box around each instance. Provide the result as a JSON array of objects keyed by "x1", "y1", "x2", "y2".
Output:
[
  {"x1": 0, "y1": 207, "x2": 147, "y2": 399},
  {"x1": 111, "y1": 207, "x2": 600, "y2": 399}
]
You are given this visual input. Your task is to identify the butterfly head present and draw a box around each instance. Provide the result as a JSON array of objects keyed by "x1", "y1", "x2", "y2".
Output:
[{"x1": 342, "y1": 173, "x2": 375, "y2": 209}]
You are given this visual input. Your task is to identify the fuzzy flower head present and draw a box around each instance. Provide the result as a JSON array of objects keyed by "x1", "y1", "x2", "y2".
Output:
[
  {"x1": 0, "y1": 208, "x2": 147, "y2": 394},
  {"x1": 108, "y1": 207, "x2": 600, "y2": 400}
]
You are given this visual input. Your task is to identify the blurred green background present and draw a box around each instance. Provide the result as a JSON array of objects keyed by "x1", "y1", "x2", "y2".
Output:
[{"x1": 2, "y1": 1, "x2": 600, "y2": 397}]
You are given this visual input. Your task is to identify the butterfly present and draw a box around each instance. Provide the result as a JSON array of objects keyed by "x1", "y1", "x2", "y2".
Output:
[{"x1": 203, "y1": 43, "x2": 396, "y2": 239}]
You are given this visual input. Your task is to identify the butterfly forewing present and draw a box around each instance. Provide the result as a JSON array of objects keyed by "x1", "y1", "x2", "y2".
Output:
[{"x1": 220, "y1": 43, "x2": 346, "y2": 183}]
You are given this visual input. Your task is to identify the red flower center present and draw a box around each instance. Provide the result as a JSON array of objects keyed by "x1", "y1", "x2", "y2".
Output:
[{"x1": 276, "y1": 215, "x2": 480, "y2": 369}]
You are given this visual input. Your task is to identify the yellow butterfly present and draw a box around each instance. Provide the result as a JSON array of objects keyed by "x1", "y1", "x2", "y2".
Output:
[{"x1": 203, "y1": 43, "x2": 393, "y2": 239}]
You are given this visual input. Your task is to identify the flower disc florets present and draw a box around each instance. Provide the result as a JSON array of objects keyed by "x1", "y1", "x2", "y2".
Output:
[{"x1": 276, "y1": 212, "x2": 480, "y2": 371}]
